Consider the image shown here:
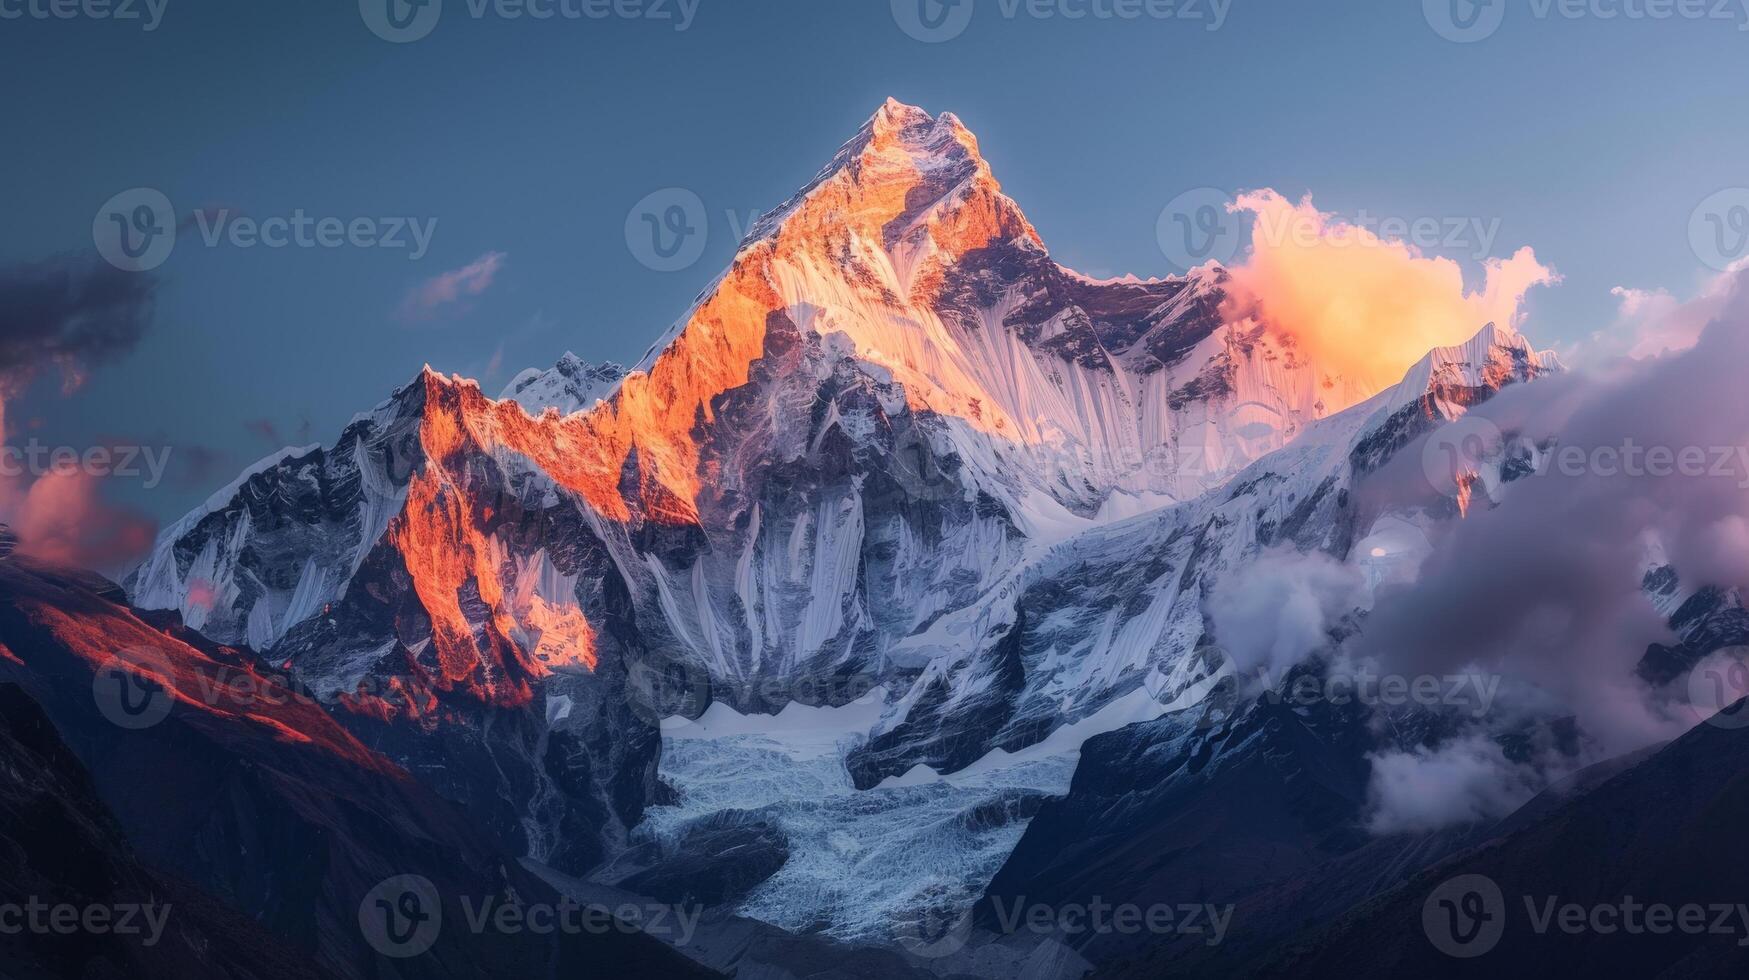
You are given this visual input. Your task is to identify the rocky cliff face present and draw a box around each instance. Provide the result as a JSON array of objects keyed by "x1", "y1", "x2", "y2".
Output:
[
  {"x1": 0, "y1": 551, "x2": 711, "y2": 980},
  {"x1": 120, "y1": 101, "x2": 1580, "y2": 953}
]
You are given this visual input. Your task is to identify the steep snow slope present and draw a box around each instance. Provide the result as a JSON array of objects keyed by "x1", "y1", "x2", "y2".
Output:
[
  {"x1": 128, "y1": 100, "x2": 1383, "y2": 716},
  {"x1": 121, "y1": 103, "x2": 1560, "y2": 924},
  {"x1": 501, "y1": 352, "x2": 626, "y2": 415},
  {"x1": 843, "y1": 319, "x2": 1561, "y2": 787}
]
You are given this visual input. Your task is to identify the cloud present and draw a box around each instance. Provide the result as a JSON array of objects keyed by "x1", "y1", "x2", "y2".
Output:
[
  {"x1": 1584, "y1": 258, "x2": 1747, "y2": 362},
  {"x1": 243, "y1": 416, "x2": 314, "y2": 449},
  {"x1": 164, "y1": 442, "x2": 234, "y2": 490},
  {"x1": 1364, "y1": 735, "x2": 1549, "y2": 834},
  {"x1": 1356, "y1": 267, "x2": 1749, "y2": 764},
  {"x1": 0, "y1": 255, "x2": 158, "y2": 428},
  {"x1": 396, "y1": 251, "x2": 507, "y2": 322},
  {"x1": 1221, "y1": 190, "x2": 1557, "y2": 400},
  {"x1": 0, "y1": 255, "x2": 159, "y2": 570},
  {"x1": 1206, "y1": 546, "x2": 1368, "y2": 678},
  {"x1": 2, "y1": 468, "x2": 156, "y2": 573},
  {"x1": 243, "y1": 418, "x2": 280, "y2": 446}
]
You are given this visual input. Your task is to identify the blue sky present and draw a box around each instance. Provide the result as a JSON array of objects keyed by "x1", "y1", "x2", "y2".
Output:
[{"x1": 6, "y1": 0, "x2": 1748, "y2": 525}]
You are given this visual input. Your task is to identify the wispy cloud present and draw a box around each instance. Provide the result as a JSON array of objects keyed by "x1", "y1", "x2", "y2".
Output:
[
  {"x1": 1584, "y1": 258, "x2": 1749, "y2": 363},
  {"x1": 396, "y1": 251, "x2": 507, "y2": 323},
  {"x1": 0, "y1": 255, "x2": 157, "y2": 422}
]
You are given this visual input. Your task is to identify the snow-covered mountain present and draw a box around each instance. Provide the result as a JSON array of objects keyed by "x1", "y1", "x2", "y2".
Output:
[
  {"x1": 125, "y1": 100, "x2": 1566, "y2": 951},
  {"x1": 501, "y1": 352, "x2": 627, "y2": 416},
  {"x1": 129, "y1": 99, "x2": 1381, "y2": 710}
]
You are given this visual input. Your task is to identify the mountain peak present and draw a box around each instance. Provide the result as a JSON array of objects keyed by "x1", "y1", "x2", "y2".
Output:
[
  {"x1": 502, "y1": 353, "x2": 626, "y2": 416},
  {"x1": 867, "y1": 96, "x2": 934, "y2": 134},
  {"x1": 740, "y1": 100, "x2": 1034, "y2": 253},
  {"x1": 1377, "y1": 318, "x2": 1562, "y2": 424}
]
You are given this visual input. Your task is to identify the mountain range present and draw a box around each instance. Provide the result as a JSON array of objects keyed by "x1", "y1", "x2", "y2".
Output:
[{"x1": 4, "y1": 100, "x2": 1744, "y2": 979}]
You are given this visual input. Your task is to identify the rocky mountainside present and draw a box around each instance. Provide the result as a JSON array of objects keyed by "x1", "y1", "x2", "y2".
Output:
[
  {"x1": 118, "y1": 100, "x2": 1589, "y2": 958},
  {"x1": 0, "y1": 550, "x2": 711, "y2": 980},
  {"x1": 1232, "y1": 700, "x2": 1749, "y2": 978},
  {"x1": 0, "y1": 681, "x2": 328, "y2": 980}
]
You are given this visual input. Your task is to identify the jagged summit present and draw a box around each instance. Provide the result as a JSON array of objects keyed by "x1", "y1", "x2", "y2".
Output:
[
  {"x1": 502, "y1": 352, "x2": 626, "y2": 416},
  {"x1": 1381, "y1": 319, "x2": 1562, "y2": 420},
  {"x1": 738, "y1": 98, "x2": 1038, "y2": 257},
  {"x1": 128, "y1": 100, "x2": 1561, "y2": 750}
]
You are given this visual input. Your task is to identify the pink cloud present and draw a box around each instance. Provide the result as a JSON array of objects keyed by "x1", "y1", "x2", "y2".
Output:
[
  {"x1": 396, "y1": 251, "x2": 507, "y2": 322},
  {"x1": 1220, "y1": 190, "x2": 1558, "y2": 403},
  {"x1": 1587, "y1": 258, "x2": 1748, "y2": 362},
  {"x1": 1, "y1": 468, "x2": 156, "y2": 573}
]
